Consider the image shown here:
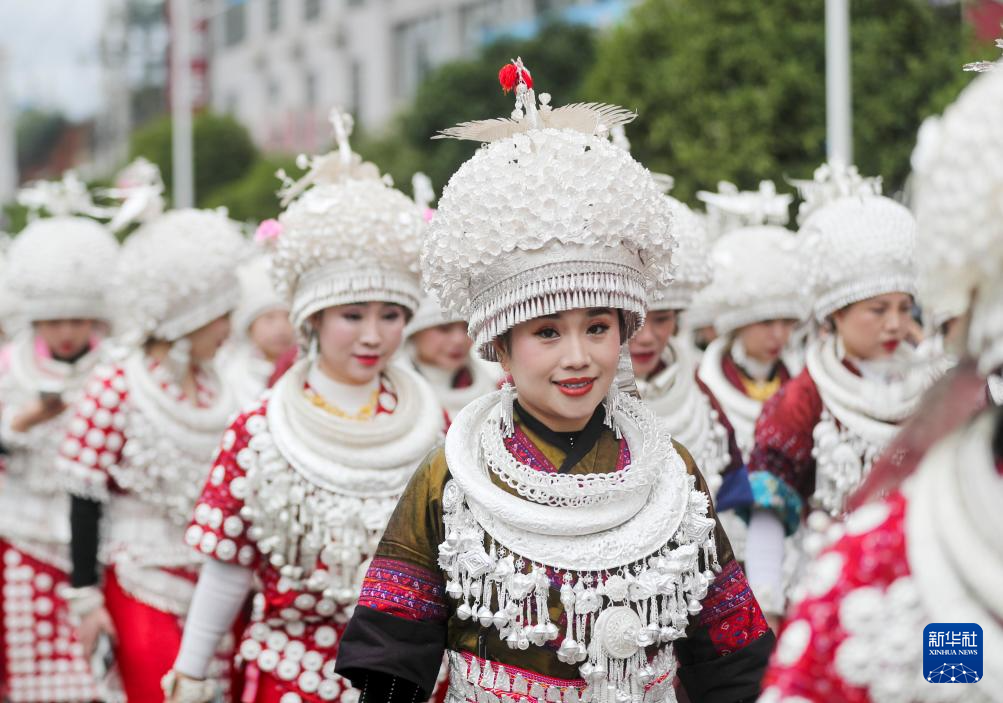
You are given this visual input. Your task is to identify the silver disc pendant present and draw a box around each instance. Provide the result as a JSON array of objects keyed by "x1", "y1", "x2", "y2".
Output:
[{"x1": 592, "y1": 605, "x2": 643, "y2": 659}]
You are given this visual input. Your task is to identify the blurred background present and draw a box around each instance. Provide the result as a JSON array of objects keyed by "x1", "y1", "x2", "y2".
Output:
[{"x1": 0, "y1": 0, "x2": 999, "y2": 231}]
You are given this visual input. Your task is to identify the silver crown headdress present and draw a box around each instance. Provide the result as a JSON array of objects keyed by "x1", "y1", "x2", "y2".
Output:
[
  {"x1": 914, "y1": 67, "x2": 1003, "y2": 373},
  {"x1": 8, "y1": 173, "x2": 119, "y2": 323},
  {"x1": 795, "y1": 162, "x2": 916, "y2": 321},
  {"x1": 789, "y1": 161, "x2": 882, "y2": 226},
  {"x1": 272, "y1": 109, "x2": 426, "y2": 338},
  {"x1": 100, "y1": 157, "x2": 166, "y2": 232},
  {"x1": 697, "y1": 180, "x2": 793, "y2": 239},
  {"x1": 693, "y1": 181, "x2": 809, "y2": 334},
  {"x1": 423, "y1": 59, "x2": 676, "y2": 360},
  {"x1": 963, "y1": 37, "x2": 1003, "y2": 73}
]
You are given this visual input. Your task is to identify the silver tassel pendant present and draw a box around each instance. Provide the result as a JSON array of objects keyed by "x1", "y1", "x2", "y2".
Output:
[
  {"x1": 500, "y1": 382, "x2": 516, "y2": 437},
  {"x1": 603, "y1": 384, "x2": 622, "y2": 439}
]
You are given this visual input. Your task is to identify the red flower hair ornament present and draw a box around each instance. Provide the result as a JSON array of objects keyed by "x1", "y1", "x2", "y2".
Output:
[{"x1": 498, "y1": 62, "x2": 533, "y2": 94}]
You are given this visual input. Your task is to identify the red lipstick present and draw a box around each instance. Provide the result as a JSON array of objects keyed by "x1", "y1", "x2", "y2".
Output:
[
  {"x1": 554, "y1": 377, "x2": 596, "y2": 397},
  {"x1": 354, "y1": 354, "x2": 380, "y2": 367},
  {"x1": 882, "y1": 341, "x2": 900, "y2": 353}
]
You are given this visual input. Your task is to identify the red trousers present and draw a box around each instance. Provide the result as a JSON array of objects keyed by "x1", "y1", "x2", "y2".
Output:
[
  {"x1": 104, "y1": 567, "x2": 184, "y2": 702},
  {"x1": 105, "y1": 567, "x2": 247, "y2": 702}
]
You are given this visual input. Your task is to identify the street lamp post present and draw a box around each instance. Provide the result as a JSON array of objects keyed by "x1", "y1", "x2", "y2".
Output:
[
  {"x1": 825, "y1": 0, "x2": 852, "y2": 166},
  {"x1": 170, "y1": 0, "x2": 195, "y2": 208}
]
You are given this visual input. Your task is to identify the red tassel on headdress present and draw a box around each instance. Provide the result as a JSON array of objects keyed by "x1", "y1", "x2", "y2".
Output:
[{"x1": 498, "y1": 63, "x2": 532, "y2": 94}]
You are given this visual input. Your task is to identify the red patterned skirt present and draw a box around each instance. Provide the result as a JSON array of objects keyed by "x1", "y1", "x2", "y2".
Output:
[{"x1": 0, "y1": 540, "x2": 102, "y2": 702}]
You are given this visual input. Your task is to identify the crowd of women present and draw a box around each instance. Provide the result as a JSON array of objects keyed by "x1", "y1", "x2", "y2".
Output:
[{"x1": 0, "y1": 49, "x2": 1000, "y2": 703}]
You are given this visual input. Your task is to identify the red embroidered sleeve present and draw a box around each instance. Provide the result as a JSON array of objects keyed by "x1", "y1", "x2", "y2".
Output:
[
  {"x1": 761, "y1": 493, "x2": 909, "y2": 702},
  {"x1": 697, "y1": 560, "x2": 771, "y2": 656},
  {"x1": 58, "y1": 364, "x2": 129, "y2": 502},
  {"x1": 357, "y1": 557, "x2": 448, "y2": 622},
  {"x1": 748, "y1": 370, "x2": 823, "y2": 532},
  {"x1": 185, "y1": 402, "x2": 264, "y2": 570}
]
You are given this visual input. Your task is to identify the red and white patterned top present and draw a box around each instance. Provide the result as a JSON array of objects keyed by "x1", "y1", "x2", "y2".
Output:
[
  {"x1": 759, "y1": 492, "x2": 912, "y2": 702},
  {"x1": 58, "y1": 354, "x2": 232, "y2": 615},
  {"x1": 187, "y1": 378, "x2": 399, "y2": 703},
  {"x1": 59, "y1": 357, "x2": 219, "y2": 502}
]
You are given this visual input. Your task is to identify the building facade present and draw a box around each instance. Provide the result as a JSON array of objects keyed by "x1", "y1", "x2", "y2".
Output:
[{"x1": 206, "y1": 0, "x2": 636, "y2": 154}]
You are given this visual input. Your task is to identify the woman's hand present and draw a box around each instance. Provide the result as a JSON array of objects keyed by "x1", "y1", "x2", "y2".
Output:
[
  {"x1": 10, "y1": 397, "x2": 67, "y2": 433},
  {"x1": 161, "y1": 670, "x2": 217, "y2": 703},
  {"x1": 78, "y1": 606, "x2": 116, "y2": 658}
]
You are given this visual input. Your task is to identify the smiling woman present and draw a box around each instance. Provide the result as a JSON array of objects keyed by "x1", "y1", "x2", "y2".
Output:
[
  {"x1": 744, "y1": 164, "x2": 937, "y2": 626},
  {"x1": 0, "y1": 206, "x2": 119, "y2": 703},
  {"x1": 162, "y1": 113, "x2": 444, "y2": 703},
  {"x1": 497, "y1": 308, "x2": 622, "y2": 432},
  {"x1": 336, "y1": 61, "x2": 774, "y2": 703},
  {"x1": 313, "y1": 303, "x2": 408, "y2": 383},
  {"x1": 404, "y1": 294, "x2": 503, "y2": 424},
  {"x1": 57, "y1": 207, "x2": 246, "y2": 703}
]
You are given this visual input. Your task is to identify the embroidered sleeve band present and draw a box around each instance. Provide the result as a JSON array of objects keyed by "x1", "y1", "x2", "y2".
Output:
[{"x1": 358, "y1": 557, "x2": 448, "y2": 622}]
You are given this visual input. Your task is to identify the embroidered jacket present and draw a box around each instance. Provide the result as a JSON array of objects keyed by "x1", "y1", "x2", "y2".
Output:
[
  {"x1": 336, "y1": 405, "x2": 773, "y2": 702},
  {"x1": 186, "y1": 377, "x2": 429, "y2": 703}
]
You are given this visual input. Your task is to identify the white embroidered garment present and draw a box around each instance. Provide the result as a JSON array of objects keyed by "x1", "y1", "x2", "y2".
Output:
[
  {"x1": 636, "y1": 338, "x2": 731, "y2": 499},
  {"x1": 305, "y1": 362, "x2": 382, "y2": 415},
  {"x1": 219, "y1": 342, "x2": 276, "y2": 409},
  {"x1": 109, "y1": 351, "x2": 235, "y2": 525},
  {"x1": 806, "y1": 336, "x2": 933, "y2": 517},
  {"x1": 825, "y1": 413, "x2": 1003, "y2": 702},
  {"x1": 0, "y1": 335, "x2": 101, "y2": 549},
  {"x1": 59, "y1": 351, "x2": 236, "y2": 614},
  {"x1": 697, "y1": 337, "x2": 764, "y2": 462},
  {"x1": 412, "y1": 354, "x2": 502, "y2": 420},
  {"x1": 234, "y1": 358, "x2": 442, "y2": 600},
  {"x1": 440, "y1": 391, "x2": 719, "y2": 703},
  {"x1": 904, "y1": 412, "x2": 1003, "y2": 695}
]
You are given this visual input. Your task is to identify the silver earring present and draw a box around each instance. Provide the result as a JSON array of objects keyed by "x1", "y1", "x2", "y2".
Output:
[
  {"x1": 603, "y1": 381, "x2": 622, "y2": 439},
  {"x1": 499, "y1": 381, "x2": 516, "y2": 437},
  {"x1": 307, "y1": 331, "x2": 319, "y2": 362}
]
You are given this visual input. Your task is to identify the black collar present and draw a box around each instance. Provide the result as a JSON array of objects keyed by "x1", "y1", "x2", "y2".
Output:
[{"x1": 514, "y1": 400, "x2": 607, "y2": 474}]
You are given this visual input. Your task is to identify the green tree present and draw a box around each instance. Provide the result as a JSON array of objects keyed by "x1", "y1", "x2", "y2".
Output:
[
  {"x1": 586, "y1": 0, "x2": 991, "y2": 205},
  {"x1": 357, "y1": 22, "x2": 599, "y2": 196},
  {"x1": 1, "y1": 202, "x2": 30, "y2": 235},
  {"x1": 129, "y1": 112, "x2": 258, "y2": 207},
  {"x1": 201, "y1": 154, "x2": 298, "y2": 224},
  {"x1": 15, "y1": 109, "x2": 68, "y2": 174}
]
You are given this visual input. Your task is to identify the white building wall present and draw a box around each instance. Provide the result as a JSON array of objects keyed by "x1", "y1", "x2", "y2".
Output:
[{"x1": 208, "y1": 0, "x2": 628, "y2": 152}]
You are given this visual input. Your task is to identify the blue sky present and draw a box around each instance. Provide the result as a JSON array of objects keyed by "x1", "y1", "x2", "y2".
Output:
[{"x1": 0, "y1": 0, "x2": 108, "y2": 119}]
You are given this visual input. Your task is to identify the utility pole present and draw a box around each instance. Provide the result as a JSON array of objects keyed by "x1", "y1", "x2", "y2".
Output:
[
  {"x1": 0, "y1": 50, "x2": 17, "y2": 207},
  {"x1": 170, "y1": 0, "x2": 194, "y2": 208},
  {"x1": 825, "y1": 0, "x2": 852, "y2": 166}
]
